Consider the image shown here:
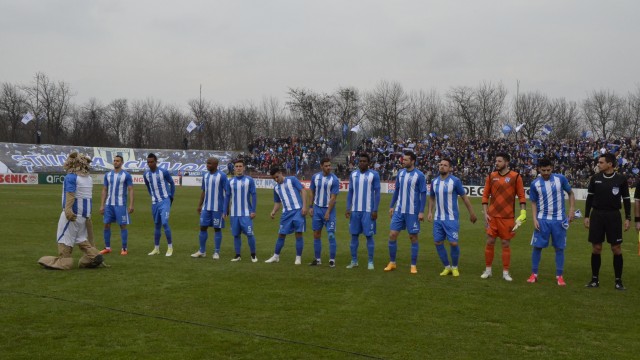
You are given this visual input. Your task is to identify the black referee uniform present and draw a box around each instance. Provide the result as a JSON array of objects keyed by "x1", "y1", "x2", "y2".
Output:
[{"x1": 584, "y1": 171, "x2": 630, "y2": 288}]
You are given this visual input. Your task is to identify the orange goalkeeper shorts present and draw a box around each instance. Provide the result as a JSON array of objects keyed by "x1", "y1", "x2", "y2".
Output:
[{"x1": 485, "y1": 217, "x2": 515, "y2": 240}]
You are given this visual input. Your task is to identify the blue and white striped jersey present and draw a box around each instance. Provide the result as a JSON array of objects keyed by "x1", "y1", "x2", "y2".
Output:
[
  {"x1": 202, "y1": 170, "x2": 228, "y2": 212},
  {"x1": 104, "y1": 170, "x2": 133, "y2": 206},
  {"x1": 143, "y1": 168, "x2": 175, "y2": 204},
  {"x1": 430, "y1": 175, "x2": 466, "y2": 221},
  {"x1": 273, "y1": 176, "x2": 304, "y2": 213},
  {"x1": 392, "y1": 168, "x2": 427, "y2": 215},
  {"x1": 62, "y1": 173, "x2": 93, "y2": 217},
  {"x1": 529, "y1": 174, "x2": 572, "y2": 220},
  {"x1": 310, "y1": 172, "x2": 339, "y2": 208},
  {"x1": 226, "y1": 175, "x2": 256, "y2": 216},
  {"x1": 347, "y1": 169, "x2": 381, "y2": 212}
]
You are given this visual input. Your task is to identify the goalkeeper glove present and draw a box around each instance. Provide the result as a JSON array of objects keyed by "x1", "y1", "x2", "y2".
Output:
[{"x1": 512, "y1": 209, "x2": 527, "y2": 231}]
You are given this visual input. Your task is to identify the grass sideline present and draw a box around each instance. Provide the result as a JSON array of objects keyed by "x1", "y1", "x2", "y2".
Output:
[{"x1": 1, "y1": 184, "x2": 640, "y2": 359}]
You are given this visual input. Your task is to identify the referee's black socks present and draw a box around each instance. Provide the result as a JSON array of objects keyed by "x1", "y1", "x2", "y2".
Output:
[
  {"x1": 591, "y1": 253, "x2": 601, "y2": 278},
  {"x1": 614, "y1": 254, "x2": 623, "y2": 280}
]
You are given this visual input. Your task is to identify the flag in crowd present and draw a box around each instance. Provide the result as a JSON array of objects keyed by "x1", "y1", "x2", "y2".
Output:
[
  {"x1": 502, "y1": 124, "x2": 513, "y2": 135},
  {"x1": 515, "y1": 123, "x2": 525, "y2": 132},
  {"x1": 542, "y1": 125, "x2": 552, "y2": 135},
  {"x1": 350, "y1": 124, "x2": 361, "y2": 133},
  {"x1": 21, "y1": 112, "x2": 34, "y2": 125},
  {"x1": 186, "y1": 120, "x2": 197, "y2": 133}
]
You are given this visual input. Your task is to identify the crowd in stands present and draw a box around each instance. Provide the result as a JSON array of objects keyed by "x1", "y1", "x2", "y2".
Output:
[
  {"x1": 349, "y1": 136, "x2": 640, "y2": 188},
  {"x1": 241, "y1": 135, "x2": 640, "y2": 188},
  {"x1": 242, "y1": 136, "x2": 342, "y2": 179}
]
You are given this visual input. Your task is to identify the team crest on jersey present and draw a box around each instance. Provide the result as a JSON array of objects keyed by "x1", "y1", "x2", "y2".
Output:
[
  {"x1": 612, "y1": 187, "x2": 619, "y2": 195},
  {"x1": 505, "y1": 177, "x2": 511, "y2": 183}
]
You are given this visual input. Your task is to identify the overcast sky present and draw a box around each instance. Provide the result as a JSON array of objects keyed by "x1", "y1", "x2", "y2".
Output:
[{"x1": 1, "y1": 0, "x2": 638, "y2": 108}]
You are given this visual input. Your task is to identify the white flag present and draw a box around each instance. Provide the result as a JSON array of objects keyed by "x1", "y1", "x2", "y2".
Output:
[
  {"x1": 350, "y1": 124, "x2": 361, "y2": 133},
  {"x1": 21, "y1": 112, "x2": 34, "y2": 124},
  {"x1": 515, "y1": 123, "x2": 525, "y2": 132},
  {"x1": 186, "y1": 120, "x2": 197, "y2": 133}
]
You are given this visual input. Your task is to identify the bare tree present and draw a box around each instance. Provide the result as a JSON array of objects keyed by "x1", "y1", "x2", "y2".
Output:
[
  {"x1": 364, "y1": 80, "x2": 408, "y2": 139},
  {"x1": 258, "y1": 96, "x2": 287, "y2": 138},
  {"x1": 287, "y1": 88, "x2": 336, "y2": 138},
  {"x1": 447, "y1": 86, "x2": 479, "y2": 137},
  {"x1": 404, "y1": 89, "x2": 442, "y2": 139},
  {"x1": 23, "y1": 72, "x2": 73, "y2": 144},
  {"x1": 105, "y1": 98, "x2": 130, "y2": 146},
  {"x1": 0, "y1": 82, "x2": 29, "y2": 142},
  {"x1": 548, "y1": 98, "x2": 581, "y2": 139},
  {"x1": 625, "y1": 86, "x2": 640, "y2": 138},
  {"x1": 514, "y1": 91, "x2": 550, "y2": 139},
  {"x1": 583, "y1": 90, "x2": 626, "y2": 139},
  {"x1": 476, "y1": 81, "x2": 507, "y2": 137},
  {"x1": 160, "y1": 104, "x2": 188, "y2": 149}
]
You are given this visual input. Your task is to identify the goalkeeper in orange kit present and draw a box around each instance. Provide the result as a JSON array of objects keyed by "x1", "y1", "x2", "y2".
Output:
[{"x1": 480, "y1": 152, "x2": 526, "y2": 281}]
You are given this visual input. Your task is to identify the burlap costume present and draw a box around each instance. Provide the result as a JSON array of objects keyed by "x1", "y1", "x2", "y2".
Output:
[{"x1": 38, "y1": 152, "x2": 104, "y2": 270}]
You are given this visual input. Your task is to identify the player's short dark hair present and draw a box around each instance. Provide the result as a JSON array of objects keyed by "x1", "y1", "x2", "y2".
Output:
[
  {"x1": 234, "y1": 159, "x2": 245, "y2": 165},
  {"x1": 600, "y1": 153, "x2": 616, "y2": 166},
  {"x1": 359, "y1": 153, "x2": 370, "y2": 162},
  {"x1": 404, "y1": 151, "x2": 416, "y2": 162},
  {"x1": 537, "y1": 158, "x2": 552, "y2": 168},
  {"x1": 495, "y1": 152, "x2": 510, "y2": 162},
  {"x1": 147, "y1": 153, "x2": 157, "y2": 160},
  {"x1": 320, "y1": 157, "x2": 331, "y2": 165},
  {"x1": 440, "y1": 158, "x2": 453, "y2": 166},
  {"x1": 269, "y1": 166, "x2": 282, "y2": 176},
  {"x1": 114, "y1": 155, "x2": 124, "y2": 162}
]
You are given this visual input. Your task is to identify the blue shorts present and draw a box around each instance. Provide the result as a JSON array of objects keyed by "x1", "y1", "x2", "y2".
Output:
[
  {"x1": 200, "y1": 210, "x2": 225, "y2": 228},
  {"x1": 230, "y1": 216, "x2": 254, "y2": 236},
  {"x1": 103, "y1": 205, "x2": 130, "y2": 225},
  {"x1": 349, "y1": 211, "x2": 376, "y2": 236},
  {"x1": 279, "y1": 210, "x2": 306, "y2": 235},
  {"x1": 151, "y1": 198, "x2": 171, "y2": 225},
  {"x1": 390, "y1": 212, "x2": 420, "y2": 234},
  {"x1": 433, "y1": 220, "x2": 459, "y2": 242},
  {"x1": 530, "y1": 219, "x2": 568, "y2": 249},
  {"x1": 312, "y1": 205, "x2": 336, "y2": 232}
]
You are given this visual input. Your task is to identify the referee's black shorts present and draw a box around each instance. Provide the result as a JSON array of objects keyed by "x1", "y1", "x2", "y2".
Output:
[{"x1": 588, "y1": 209, "x2": 623, "y2": 245}]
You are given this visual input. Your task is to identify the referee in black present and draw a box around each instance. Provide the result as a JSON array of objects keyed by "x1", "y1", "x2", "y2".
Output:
[{"x1": 584, "y1": 152, "x2": 630, "y2": 290}]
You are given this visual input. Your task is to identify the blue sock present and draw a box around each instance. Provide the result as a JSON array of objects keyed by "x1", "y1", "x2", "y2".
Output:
[
  {"x1": 163, "y1": 223, "x2": 172, "y2": 245},
  {"x1": 234, "y1": 236, "x2": 241, "y2": 255},
  {"x1": 532, "y1": 247, "x2": 542, "y2": 274},
  {"x1": 350, "y1": 235, "x2": 359, "y2": 262},
  {"x1": 104, "y1": 228, "x2": 111, "y2": 248},
  {"x1": 121, "y1": 229, "x2": 128, "y2": 250},
  {"x1": 295, "y1": 236, "x2": 304, "y2": 256},
  {"x1": 389, "y1": 240, "x2": 397, "y2": 262},
  {"x1": 436, "y1": 243, "x2": 449, "y2": 266},
  {"x1": 411, "y1": 242, "x2": 419, "y2": 266},
  {"x1": 555, "y1": 248, "x2": 564, "y2": 276},
  {"x1": 154, "y1": 224, "x2": 161, "y2": 246},
  {"x1": 199, "y1": 230, "x2": 208, "y2": 253},
  {"x1": 275, "y1": 237, "x2": 285, "y2": 255},
  {"x1": 328, "y1": 232, "x2": 336, "y2": 260},
  {"x1": 450, "y1": 245, "x2": 460, "y2": 267},
  {"x1": 214, "y1": 230, "x2": 222, "y2": 253},
  {"x1": 314, "y1": 237, "x2": 321, "y2": 259},
  {"x1": 248, "y1": 235, "x2": 256, "y2": 254},
  {"x1": 366, "y1": 236, "x2": 374, "y2": 263}
]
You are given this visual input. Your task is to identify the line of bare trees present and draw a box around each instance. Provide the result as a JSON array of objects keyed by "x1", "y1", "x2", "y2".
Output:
[{"x1": 2, "y1": 73, "x2": 640, "y2": 150}]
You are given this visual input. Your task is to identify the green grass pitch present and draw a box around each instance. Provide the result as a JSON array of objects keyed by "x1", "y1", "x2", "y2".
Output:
[{"x1": 1, "y1": 185, "x2": 640, "y2": 359}]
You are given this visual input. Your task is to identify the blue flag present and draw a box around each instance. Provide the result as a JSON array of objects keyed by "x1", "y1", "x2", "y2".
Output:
[
  {"x1": 502, "y1": 124, "x2": 513, "y2": 135},
  {"x1": 542, "y1": 125, "x2": 552, "y2": 135}
]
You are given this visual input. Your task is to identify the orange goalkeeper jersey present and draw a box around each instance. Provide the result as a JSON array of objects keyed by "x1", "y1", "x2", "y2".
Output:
[{"x1": 482, "y1": 170, "x2": 526, "y2": 219}]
